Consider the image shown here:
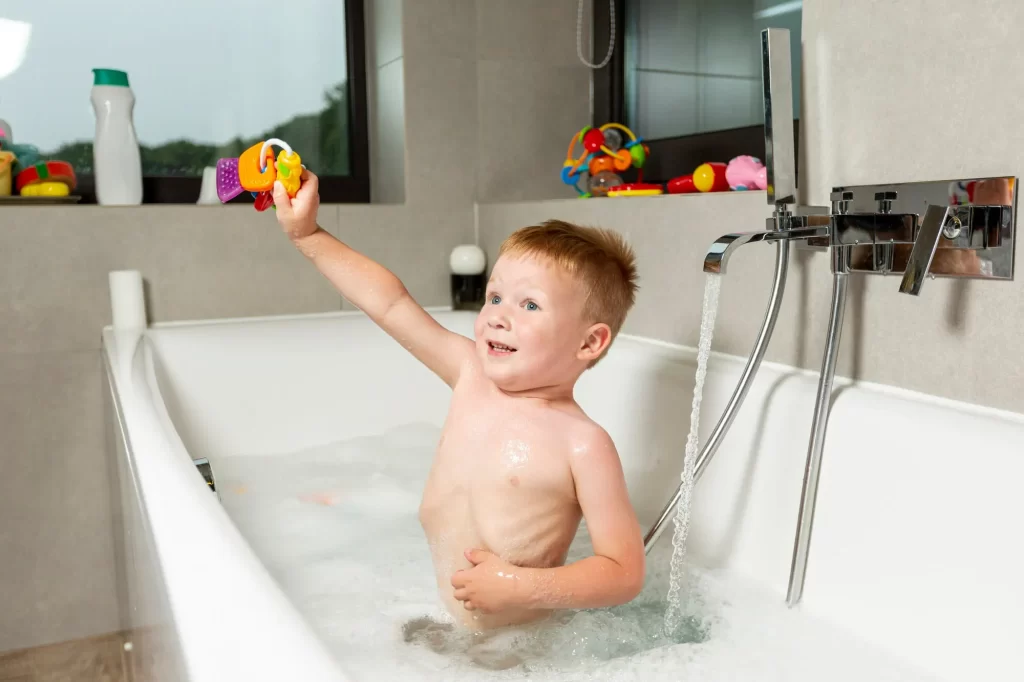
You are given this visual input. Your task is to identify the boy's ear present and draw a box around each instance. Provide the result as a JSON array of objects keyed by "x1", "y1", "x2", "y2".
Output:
[{"x1": 577, "y1": 322, "x2": 612, "y2": 363}]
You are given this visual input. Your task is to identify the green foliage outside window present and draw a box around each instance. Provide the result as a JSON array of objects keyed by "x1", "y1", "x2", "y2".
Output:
[{"x1": 47, "y1": 81, "x2": 350, "y2": 178}]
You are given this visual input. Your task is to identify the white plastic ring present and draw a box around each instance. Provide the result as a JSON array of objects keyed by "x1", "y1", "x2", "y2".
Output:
[{"x1": 259, "y1": 138, "x2": 293, "y2": 171}]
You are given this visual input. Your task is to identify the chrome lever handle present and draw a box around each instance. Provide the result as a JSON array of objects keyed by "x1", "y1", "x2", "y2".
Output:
[
  {"x1": 762, "y1": 27, "x2": 796, "y2": 206},
  {"x1": 899, "y1": 204, "x2": 952, "y2": 295}
]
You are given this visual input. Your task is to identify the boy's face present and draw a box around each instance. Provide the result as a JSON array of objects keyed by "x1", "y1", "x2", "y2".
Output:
[{"x1": 474, "y1": 254, "x2": 606, "y2": 393}]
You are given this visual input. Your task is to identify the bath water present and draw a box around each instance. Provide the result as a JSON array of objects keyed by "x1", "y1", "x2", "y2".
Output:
[
  {"x1": 216, "y1": 422, "x2": 940, "y2": 682},
  {"x1": 664, "y1": 273, "x2": 722, "y2": 632}
]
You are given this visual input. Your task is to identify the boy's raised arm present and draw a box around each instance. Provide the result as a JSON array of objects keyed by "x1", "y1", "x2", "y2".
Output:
[{"x1": 273, "y1": 174, "x2": 474, "y2": 387}]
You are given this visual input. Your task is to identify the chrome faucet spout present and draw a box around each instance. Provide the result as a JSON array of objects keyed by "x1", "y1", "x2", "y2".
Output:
[{"x1": 704, "y1": 225, "x2": 830, "y2": 274}]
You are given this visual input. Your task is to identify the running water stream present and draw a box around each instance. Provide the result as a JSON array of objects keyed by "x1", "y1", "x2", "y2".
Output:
[{"x1": 664, "y1": 273, "x2": 722, "y2": 633}]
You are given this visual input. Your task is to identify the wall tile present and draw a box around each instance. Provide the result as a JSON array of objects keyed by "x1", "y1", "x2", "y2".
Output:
[
  {"x1": 403, "y1": 0, "x2": 476, "y2": 61},
  {"x1": 0, "y1": 351, "x2": 119, "y2": 653},
  {"x1": 476, "y1": 60, "x2": 590, "y2": 203},
  {"x1": 402, "y1": 55, "x2": 478, "y2": 207},
  {"x1": 329, "y1": 204, "x2": 475, "y2": 310},
  {"x1": 800, "y1": 0, "x2": 1024, "y2": 206},
  {"x1": 476, "y1": 0, "x2": 584, "y2": 67},
  {"x1": 0, "y1": 206, "x2": 343, "y2": 353}
]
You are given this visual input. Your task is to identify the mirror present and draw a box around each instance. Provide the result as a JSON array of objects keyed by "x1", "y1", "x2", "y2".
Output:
[{"x1": 624, "y1": 0, "x2": 802, "y2": 140}]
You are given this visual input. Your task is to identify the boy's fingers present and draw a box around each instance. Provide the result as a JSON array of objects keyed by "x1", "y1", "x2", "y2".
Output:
[
  {"x1": 463, "y1": 601, "x2": 475, "y2": 611},
  {"x1": 272, "y1": 182, "x2": 291, "y2": 215},
  {"x1": 453, "y1": 588, "x2": 469, "y2": 601},
  {"x1": 300, "y1": 170, "x2": 319, "y2": 195}
]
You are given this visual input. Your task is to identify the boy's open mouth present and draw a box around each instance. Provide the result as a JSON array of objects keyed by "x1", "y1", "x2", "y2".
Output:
[{"x1": 487, "y1": 341, "x2": 517, "y2": 355}]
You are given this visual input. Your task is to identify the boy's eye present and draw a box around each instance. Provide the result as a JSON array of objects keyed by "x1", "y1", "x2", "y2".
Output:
[
  {"x1": 525, "y1": 301, "x2": 539, "y2": 311},
  {"x1": 490, "y1": 295, "x2": 501, "y2": 304}
]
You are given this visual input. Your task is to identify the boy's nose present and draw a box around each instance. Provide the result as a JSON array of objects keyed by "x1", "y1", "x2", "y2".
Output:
[{"x1": 487, "y1": 313, "x2": 509, "y2": 330}]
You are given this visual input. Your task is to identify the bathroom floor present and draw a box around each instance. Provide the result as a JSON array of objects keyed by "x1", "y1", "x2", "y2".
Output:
[{"x1": 0, "y1": 632, "x2": 126, "y2": 682}]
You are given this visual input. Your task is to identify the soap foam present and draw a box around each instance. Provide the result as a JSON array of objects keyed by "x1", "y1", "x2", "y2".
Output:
[{"x1": 216, "y1": 423, "x2": 941, "y2": 682}]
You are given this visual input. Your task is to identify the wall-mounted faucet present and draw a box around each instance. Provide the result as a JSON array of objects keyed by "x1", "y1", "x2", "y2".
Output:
[{"x1": 643, "y1": 27, "x2": 1017, "y2": 609}]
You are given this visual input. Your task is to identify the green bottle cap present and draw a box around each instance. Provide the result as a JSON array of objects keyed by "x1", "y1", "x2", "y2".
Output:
[{"x1": 93, "y1": 68, "x2": 130, "y2": 87}]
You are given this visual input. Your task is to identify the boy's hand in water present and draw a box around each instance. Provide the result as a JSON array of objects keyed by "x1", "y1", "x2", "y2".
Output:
[
  {"x1": 451, "y1": 549, "x2": 526, "y2": 614},
  {"x1": 273, "y1": 170, "x2": 320, "y2": 241}
]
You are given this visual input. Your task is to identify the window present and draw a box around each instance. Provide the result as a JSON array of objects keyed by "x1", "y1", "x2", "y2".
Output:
[
  {"x1": 0, "y1": 0, "x2": 369, "y2": 203},
  {"x1": 593, "y1": 0, "x2": 801, "y2": 186}
]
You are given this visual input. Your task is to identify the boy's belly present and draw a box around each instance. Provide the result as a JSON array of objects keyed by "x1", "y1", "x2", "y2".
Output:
[{"x1": 419, "y1": 485, "x2": 580, "y2": 630}]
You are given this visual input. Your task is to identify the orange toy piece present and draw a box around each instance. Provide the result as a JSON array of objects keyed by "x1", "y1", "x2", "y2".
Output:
[
  {"x1": 238, "y1": 142, "x2": 277, "y2": 193},
  {"x1": 588, "y1": 155, "x2": 615, "y2": 177},
  {"x1": 275, "y1": 150, "x2": 303, "y2": 197},
  {"x1": 612, "y1": 148, "x2": 632, "y2": 172}
]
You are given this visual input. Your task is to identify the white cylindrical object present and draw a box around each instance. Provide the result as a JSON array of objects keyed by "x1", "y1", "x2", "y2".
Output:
[
  {"x1": 449, "y1": 244, "x2": 486, "y2": 275},
  {"x1": 109, "y1": 270, "x2": 147, "y2": 329},
  {"x1": 197, "y1": 166, "x2": 220, "y2": 204},
  {"x1": 91, "y1": 68, "x2": 143, "y2": 206}
]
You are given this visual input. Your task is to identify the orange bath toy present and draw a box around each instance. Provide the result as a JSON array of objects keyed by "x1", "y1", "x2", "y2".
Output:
[
  {"x1": 237, "y1": 142, "x2": 277, "y2": 193},
  {"x1": 216, "y1": 138, "x2": 305, "y2": 210}
]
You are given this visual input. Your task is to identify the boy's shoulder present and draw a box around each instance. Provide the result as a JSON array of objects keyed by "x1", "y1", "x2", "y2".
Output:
[{"x1": 547, "y1": 405, "x2": 618, "y2": 460}]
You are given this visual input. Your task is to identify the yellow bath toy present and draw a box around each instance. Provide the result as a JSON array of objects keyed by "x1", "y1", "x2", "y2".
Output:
[
  {"x1": 275, "y1": 149, "x2": 303, "y2": 198},
  {"x1": 0, "y1": 151, "x2": 14, "y2": 196}
]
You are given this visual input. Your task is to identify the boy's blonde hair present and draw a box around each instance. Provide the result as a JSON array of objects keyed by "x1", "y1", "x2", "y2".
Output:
[{"x1": 498, "y1": 219, "x2": 639, "y2": 347}]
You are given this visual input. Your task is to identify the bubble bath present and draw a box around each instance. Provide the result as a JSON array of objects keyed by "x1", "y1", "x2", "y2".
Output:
[{"x1": 216, "y1": 423, "x2": 940, "y2": 682}]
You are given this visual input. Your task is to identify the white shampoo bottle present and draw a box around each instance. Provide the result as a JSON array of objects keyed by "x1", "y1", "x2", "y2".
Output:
[{"x1": 91, "y1": 68, "x2": 143, "y2": 205}]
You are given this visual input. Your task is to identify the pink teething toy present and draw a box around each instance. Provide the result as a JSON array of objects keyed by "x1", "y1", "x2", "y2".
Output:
[{"x1": 725, "y1": 155, "x2": 768, "y2": 191}]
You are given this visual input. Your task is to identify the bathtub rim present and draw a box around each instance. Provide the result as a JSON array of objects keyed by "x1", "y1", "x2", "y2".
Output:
[
  {"x1": 129, "y1": 305, "x2": 1022, "y2": 427},
  {"x1": 138, "y1": 305, "x2": 1024, "y2": 428}
]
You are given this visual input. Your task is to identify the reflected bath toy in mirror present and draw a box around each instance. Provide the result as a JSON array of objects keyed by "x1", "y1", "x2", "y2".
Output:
[
  {"x1": 561, "y1": 123, "x2": 661, "y2": 198},
  {"x1": 725, "y1": 155, "x2": 768, "y2": 191}
]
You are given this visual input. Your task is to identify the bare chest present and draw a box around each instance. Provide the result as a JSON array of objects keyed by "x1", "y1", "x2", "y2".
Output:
[{"x1": 424, "y1": 390, "x2": 577, "y2": 505}]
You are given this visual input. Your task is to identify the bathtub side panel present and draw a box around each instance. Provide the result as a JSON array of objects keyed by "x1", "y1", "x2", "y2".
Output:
[
  {"x1": 104, "y1": 359, "x2": 189, "y2": 681},
  {"x1": 148, "y1": 314, "x2": 469, "y2": 460},
  {"x1": 802, "y1": 388, "x2": 1024, "y2": 682},
  {"x1": 680, "y1": 351, "x2": 1024, "y2": 682}
]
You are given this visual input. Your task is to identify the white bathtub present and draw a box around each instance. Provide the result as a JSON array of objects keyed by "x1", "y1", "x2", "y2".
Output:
[{"x1": 102, "y1": 307, "x2": 1024, "y2": 682}]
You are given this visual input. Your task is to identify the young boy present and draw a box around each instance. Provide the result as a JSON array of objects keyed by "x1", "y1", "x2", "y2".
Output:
[{"x1": 272, "y1": 175, "x2": 645, "y2": 631}]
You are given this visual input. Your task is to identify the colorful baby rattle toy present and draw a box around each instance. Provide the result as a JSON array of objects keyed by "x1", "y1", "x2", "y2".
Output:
[
  {"x1": 561, "y1": 123, "x2": 662, "y2": 198},
  {"x1": 216, "y1": 138, "x2": 303, "y2": 211}
]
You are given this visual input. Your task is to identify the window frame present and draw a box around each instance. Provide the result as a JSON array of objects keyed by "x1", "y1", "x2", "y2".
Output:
[
  {"x1": 74, "y1": 0, "x2": 370, "y2": 204},
  {"x1": 591, "y1": 0, "x2": 799, "y2": 187}
]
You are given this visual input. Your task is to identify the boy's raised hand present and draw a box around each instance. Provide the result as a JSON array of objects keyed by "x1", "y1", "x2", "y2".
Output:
[{"x1": 273, "y1": 170, "x2": 320, "y2": 241}]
